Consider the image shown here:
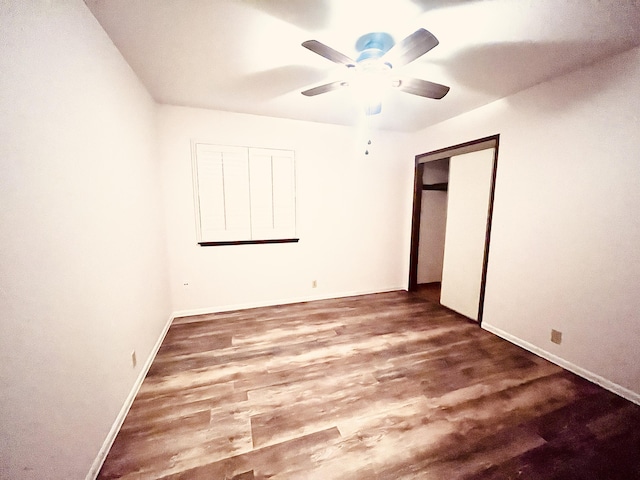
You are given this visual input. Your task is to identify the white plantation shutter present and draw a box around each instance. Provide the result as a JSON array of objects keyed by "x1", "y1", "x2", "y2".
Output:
[
  {"x1": 271, "y1": 153, "x2": 296, "y2": 233},
  {"x1": 249, "y1": 148, "x2": 296, "y2": 240},
  {"x1": 193, "y1": 143, "x2": 297, "y2": 244}
]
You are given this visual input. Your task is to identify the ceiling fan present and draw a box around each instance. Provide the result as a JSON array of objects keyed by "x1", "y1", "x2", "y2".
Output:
[{"x1": 301, "y1": 28, "x2": 450, "y2": 115}]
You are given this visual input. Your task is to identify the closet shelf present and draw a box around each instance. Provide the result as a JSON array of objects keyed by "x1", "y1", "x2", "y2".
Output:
[{"x1": 422, "y1": 182, "x2": 448, "y2": 191}]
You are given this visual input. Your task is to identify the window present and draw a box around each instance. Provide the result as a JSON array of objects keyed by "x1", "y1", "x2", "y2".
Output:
[{"x1": 192, "y1": 143, "x2": 297, "y2": 245}]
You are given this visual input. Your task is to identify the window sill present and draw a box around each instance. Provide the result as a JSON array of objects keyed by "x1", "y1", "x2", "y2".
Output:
[{"x1": 198, "y1": 238, "x2": 299, "y2": 247}]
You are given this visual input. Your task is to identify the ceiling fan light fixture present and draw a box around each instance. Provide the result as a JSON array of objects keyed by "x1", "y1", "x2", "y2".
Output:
[
  {"x1": 350, "y1": 61, "x2": 391, "y2": 115},
  {"x1": 300, "y1": 28, "x2": 449, "y2": 112}
]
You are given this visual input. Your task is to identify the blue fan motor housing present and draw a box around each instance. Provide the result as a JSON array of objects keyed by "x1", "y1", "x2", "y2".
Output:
[{"x1": 355, "y1": 32, "x2": 395, "y2": 62}]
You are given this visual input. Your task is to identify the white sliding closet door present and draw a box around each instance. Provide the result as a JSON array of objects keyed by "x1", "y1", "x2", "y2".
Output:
[{"x1": 440, "y1": 148, "x2": 494, "y2": 321}]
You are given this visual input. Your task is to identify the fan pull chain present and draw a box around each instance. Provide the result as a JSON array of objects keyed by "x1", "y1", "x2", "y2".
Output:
[{"x1": 364, "y1": 113, "x2": 372, "y2": 155}]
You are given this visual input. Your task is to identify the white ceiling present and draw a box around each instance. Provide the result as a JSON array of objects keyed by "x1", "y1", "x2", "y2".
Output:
[{"x1": 85, "y1": 0, "x2": 640, "y2": 132}]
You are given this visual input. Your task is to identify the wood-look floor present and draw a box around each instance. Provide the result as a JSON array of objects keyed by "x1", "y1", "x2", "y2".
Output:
[{"x1": 98, "y1": 291, "x2": 640, "y2": 479}]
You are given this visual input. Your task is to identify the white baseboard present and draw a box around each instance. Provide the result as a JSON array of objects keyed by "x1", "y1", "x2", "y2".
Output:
[
  {"x1": 482, "y1": 322, "x2": 640, "y2": 406},
  {"x1": 172, "y1": 286, "x2": 404, "y2": 318},
  {"x1": 86, "y1": 313, "x2": 175, "y2": 480}
]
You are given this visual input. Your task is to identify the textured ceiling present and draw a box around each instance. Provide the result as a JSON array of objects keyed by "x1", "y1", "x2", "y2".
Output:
[{"x1": 85, "y1": 0, "x2": 640, "y2": 132}]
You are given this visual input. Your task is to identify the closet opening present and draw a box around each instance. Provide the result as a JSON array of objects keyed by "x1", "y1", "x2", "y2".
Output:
[{"x1": 408, "y1": 134, "x2": 500, "y2": 325}]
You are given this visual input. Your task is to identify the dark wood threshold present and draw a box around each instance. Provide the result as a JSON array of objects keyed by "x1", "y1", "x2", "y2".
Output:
[
  {"x1": 199, "y1": 238, "x2": 299, "y2": 247},
  {"x1": 415, "y1": 282, "x2": 442, "y2": 305}
]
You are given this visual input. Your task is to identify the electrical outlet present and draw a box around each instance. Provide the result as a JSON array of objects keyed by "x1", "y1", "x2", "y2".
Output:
[
  {"x1": 312, "y1": 280, "x2": 317, "y2": 288},
  {"x1": 131, "y1": 350, "x2": 137, "y2": 368},
  {"x1": 551, "y1": 329, "x2": 562, "y2": 345}
]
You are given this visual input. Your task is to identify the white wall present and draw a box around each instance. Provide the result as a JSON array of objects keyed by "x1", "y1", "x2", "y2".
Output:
[
  {"x1": 417, "y1": 160, "x2": 449, "y2": 284},
  {"x1": 411, "y1": 45, "x2": 640, "y2": 401},
  {"x1": 158, "y1": 106, "x2": 414, "y2": 315},
  {"x1": 0, "y1": 2, "x2": 171, "y2": 479}
]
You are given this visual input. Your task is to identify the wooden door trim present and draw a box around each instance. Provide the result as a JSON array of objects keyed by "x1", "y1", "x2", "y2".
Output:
[
  {"x1": 416, "y1": 136, "x2": 498, "y2": 164},
  {"x1": 477, "y1": 136, "x2": 500, "y2": 324},
  {"x1": 408, "y1": 162, "x2": 425, "y2": 291}
]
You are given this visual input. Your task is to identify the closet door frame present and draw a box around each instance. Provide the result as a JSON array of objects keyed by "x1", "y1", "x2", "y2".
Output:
[{"x1": 408, "y1": 134, "x2": 500, "y2": 325}]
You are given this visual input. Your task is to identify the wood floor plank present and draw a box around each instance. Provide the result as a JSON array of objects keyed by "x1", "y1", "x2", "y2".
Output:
[
  {"x1": 157, "y1": 428, "x2": 342, "y2": 480},
  {"x1": 249, "y1": 375, "x2": 426, "y2": 449},
  {"x1": 98, "y1": 291, "x2": 640, "y2": 479}
]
